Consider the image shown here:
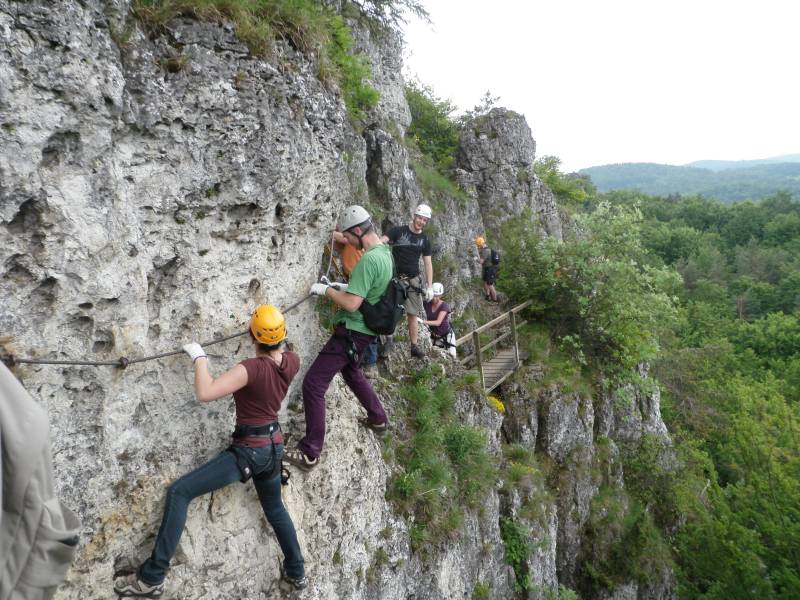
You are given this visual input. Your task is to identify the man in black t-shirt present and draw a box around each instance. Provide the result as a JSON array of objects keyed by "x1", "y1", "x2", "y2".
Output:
[{"x1": 381, "y1": 203, "x2": 434, "y2": 358}]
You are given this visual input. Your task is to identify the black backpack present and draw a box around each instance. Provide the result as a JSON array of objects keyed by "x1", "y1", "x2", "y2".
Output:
[
  {"x1": 490, "y1": 248, "x2": 501, "y2": 266},
  {"x1": 358, "y1": 262, "x2": 408, "y2": 335}
]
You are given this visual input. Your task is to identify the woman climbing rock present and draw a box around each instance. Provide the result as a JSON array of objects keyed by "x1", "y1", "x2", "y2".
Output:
[{"x1": 114, "y1": 305, "x2": 306, "y2": 597}]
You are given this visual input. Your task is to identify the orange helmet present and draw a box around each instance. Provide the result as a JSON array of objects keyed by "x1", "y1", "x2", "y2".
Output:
[
  {"x1": 475, "y1": 236, "x2": 486, "y2": 247},
  {"x1": 250, "y1": 304, "x2": 286, "y2": 345}
]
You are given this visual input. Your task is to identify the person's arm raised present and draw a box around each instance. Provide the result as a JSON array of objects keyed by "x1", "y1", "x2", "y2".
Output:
[{"x1": 183, "y1": 343, "x2": 248, "y2": 402}]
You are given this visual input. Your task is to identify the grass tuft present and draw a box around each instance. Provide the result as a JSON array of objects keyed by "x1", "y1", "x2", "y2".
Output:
[
  {"x1": 132, "y1": 0, "x2": 378, "y2": 120},
  {"x1": 386, "y1": 368, "x2": 497, "y2": 549}
]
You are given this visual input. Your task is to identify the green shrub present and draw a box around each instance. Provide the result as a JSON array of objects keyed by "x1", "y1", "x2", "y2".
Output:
[
  {"x1": 499, "y1": 202, "x2": 680, "y2": 380},
  {"x1": 500, "y1": 516, "x2": 532, "y2": 591},
  {"x1": 580, "y1": 487, "x2": 673, "y2": 594},
  {"x1": 472, "y1": 582, "x2": 491, "y2": 599},
  {"x1": 545, "y1": 585, "x2": 579, "y2": 600},
  {"x1": 323, "y1": 14, "x2": 379, "y2": 121},
  {"x1": 515, "y1": 323, "x2": 594, "y2": 396},
  {"x1": 534, "y1": 155, "x2": 595, "y2": 208},
  {"x1": 405, "y1": 82, "x2": 459, "y2": 171},
  {"x1": 412, "y1": 158, "x2": 468, "y2": 207}
]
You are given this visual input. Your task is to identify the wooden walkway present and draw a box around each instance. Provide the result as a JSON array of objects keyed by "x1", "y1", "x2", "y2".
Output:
[
  {"x1": 481, "y1": 348, "x2": 519, "y2": 392},
  {"x1": 454, "y1": 301, "x2": 531, "y2": 393}
]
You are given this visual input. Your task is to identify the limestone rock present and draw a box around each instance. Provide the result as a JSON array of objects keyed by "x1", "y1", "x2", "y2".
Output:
[
  {"x1": 0, "y1": 2, "x2": 673, "y2": 598},
  {"x1": 455, "y1": 108, "x2": 562, "y2": 242}
]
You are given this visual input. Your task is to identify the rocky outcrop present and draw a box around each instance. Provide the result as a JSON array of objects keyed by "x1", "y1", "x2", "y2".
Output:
[
  {"x1": 499, "y1": 364, "x2": 675, "y2": 599},
  {"x1": 1, "y1": 2, "x2": 672, "y2": 599},
  {"x1": 456, "y1": 108, "x2": 563, "y2": 243}
]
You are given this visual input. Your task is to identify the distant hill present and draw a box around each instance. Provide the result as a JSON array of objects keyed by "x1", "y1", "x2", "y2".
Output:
[
  {"x1": 686, "y1": 154, "x2": 800, "y2": 171},
  {"x1": 579, "y1": 156, "x2": 800, "y2": 203}
]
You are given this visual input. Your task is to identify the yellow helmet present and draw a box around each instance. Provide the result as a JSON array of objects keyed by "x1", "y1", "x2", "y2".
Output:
[
  {"x1": 250, "y1": 304, "x2": 286, "y2": 345},
  {"x1": 475, "y1": 236, "x2": 486, "y2": 247}
]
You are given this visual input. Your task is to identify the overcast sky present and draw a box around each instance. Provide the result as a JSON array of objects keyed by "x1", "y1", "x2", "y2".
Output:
[{"x1": 402, "y1": 0, "x2": 800, "y2": 172}]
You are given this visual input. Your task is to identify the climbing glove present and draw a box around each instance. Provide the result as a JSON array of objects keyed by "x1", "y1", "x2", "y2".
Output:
[
  {"x1": 319, "y1": 276, "x2": 348, "y2": 291},
  {"x1": 183, "y1": 342, "x2": 207, "y2": 362},
  {"x1": 310, "y1": 283, "x2": 329, "y2": 296},
  {"x1": 424, "y1": 287, "x2": 435, "y2": 302}
]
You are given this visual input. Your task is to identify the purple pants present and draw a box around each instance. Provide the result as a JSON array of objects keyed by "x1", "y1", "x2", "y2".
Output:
[{"x1": 298, "y1": 324, "x2": 387, "y2": 459}]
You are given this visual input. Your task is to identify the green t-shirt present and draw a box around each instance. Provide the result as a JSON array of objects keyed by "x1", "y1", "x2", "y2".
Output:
[{"x1": 336, "y1": 243, "x2": 393, "y2": 336}]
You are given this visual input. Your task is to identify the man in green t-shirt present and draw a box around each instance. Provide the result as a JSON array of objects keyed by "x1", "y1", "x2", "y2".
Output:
[{"x1": 285, "y1": 206, "x2": 391, "y2": 471}]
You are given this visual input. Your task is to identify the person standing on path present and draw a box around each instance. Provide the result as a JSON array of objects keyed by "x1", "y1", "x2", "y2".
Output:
[
  {"x1": 382, "y1": 204, "x2": 434, "y2": 358},
  {"x1": 284, "y1": 206, "x2": 391, "y2": 471},
  {"x1": 476, "y1": 236, "x2": 499, "y2": 303}
]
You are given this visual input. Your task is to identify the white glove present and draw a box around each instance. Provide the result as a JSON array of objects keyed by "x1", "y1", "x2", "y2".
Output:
[
  {"x1": 321, "y1": 275, "x2": 348, "y2": 291},
  {"x1": 310, "y1": 282, "x2": 329, "y2": 296},
  {"x1": 183, "y1": 342, "x2": 207, "y2": 362},
  {"x1": 424, "y1": 287, "x2": 434, "y2": 302}
]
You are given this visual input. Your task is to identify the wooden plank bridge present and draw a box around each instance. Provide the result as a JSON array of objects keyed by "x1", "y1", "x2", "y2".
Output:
[{"x1": 454, "y1": 300, "x2": 532, "y2": 393}]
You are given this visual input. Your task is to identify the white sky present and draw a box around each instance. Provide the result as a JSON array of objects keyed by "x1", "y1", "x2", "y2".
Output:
[{"x1": 401, "y1": 0, "x2": 800, "y2": 172}]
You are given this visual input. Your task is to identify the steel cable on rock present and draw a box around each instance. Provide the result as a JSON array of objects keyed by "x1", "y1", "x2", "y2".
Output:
[
  {"x1": 7, "y1": 293, "x2": 314, "y2": 369},
  {"x1": 7, "y1": 211, "x2": 343, "y2": 370}
]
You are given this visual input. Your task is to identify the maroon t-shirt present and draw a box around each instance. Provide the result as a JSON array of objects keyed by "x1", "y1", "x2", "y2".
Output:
[{"x1": 232, "y1": 352, "x2": 300, "y2": 447}]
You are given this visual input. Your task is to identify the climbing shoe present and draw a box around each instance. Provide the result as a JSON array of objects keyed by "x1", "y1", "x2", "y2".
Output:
[
  {"x1": 410, "y1": 344, "x2": 424, "y2": 358},
  {"x1": 113, "y1": 572, "x2": 164, "y2": 598},
  {"x1": 282, "y1": 572, "x2": 308, "y2": 590},
  {"x1": 284, "y1": 447, "x2": 319, "y2": 471},
  {"x1": 359, "y1": 417, "x2": 388, "y2": 435}
]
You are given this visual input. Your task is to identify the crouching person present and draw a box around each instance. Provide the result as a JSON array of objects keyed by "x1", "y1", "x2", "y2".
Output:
[
  {"x1": 423, "y1": 282, "x2": 457, "y2": 358},
  {"x1": 114, "y1": 305, "x2": 306, "y2": 597}
]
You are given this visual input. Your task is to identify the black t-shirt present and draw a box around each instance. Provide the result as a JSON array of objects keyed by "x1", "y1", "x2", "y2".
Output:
[{"x1": 386, "y1": 225, "x2": 432, "y2": 276}]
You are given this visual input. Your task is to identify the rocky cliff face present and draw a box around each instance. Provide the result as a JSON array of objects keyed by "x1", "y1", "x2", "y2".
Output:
[{"x1": 1, "y1": 2, "x2": 672, "y2": 599}]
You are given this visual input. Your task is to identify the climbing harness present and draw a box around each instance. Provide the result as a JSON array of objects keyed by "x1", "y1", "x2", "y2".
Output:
[
  {"x1": 398, "y1": 274, "x2": 424, "y2": 295},
  {"x1": 332, "y1": 328, "x2": 360, "y2": 366},
  {"x1": 227, "y1": 422, "x2": 282, "y2": 483}
]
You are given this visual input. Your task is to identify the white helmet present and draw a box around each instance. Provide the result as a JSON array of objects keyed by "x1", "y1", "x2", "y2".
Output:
[
  {"x1": 339, "y1": 205, "x2": 372, "y2": 232},
  {"x1": 432, "y1": 282, "x2": 444, "y2": 296},
  {"x1": 414, "y1": 203, "x2": 432, "y2": 219}
]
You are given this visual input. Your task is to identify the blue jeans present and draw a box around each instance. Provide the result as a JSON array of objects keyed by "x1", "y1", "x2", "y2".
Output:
[
  {"x1": 363, "y1": 340, "x2": 378, "y2": 367},
  {"x1": 139, "y1": 445, "x2": 304, "y2": 584}
]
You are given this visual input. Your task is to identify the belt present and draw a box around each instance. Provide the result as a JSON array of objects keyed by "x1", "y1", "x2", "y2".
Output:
[{"x1": 232, "y1": 422, "x2": 281, "y2": 439}]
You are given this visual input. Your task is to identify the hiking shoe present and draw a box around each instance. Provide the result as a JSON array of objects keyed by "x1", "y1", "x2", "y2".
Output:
[
  {"x1": 410, "y1": 344, "x2": 424, "y2": 358},
  {"x1": 359, "y1": 417, "x2": 388, "y2": 435},
  {"x1": 114, "y1": 572, "x2": 164, "y2": 598},
  {"x1": 284, "y1": 447, "x2": 319, "y2": 471},
  {"x1": 282, "y1": 572, "x2": 308, "y2": 590}
]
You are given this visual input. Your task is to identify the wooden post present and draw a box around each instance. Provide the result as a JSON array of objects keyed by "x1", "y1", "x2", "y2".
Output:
[
  {"x1": 510, "y1": 309, "x2": 520, "y2": 367},
  {"x1": 473, "y1": 330, "x2": 485, "y2": 393}
]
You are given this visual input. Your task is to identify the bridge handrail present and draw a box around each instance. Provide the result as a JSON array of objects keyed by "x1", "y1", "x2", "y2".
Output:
[{"x1": 454, "y1": 300, "x2": 532, "y2": 347}]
